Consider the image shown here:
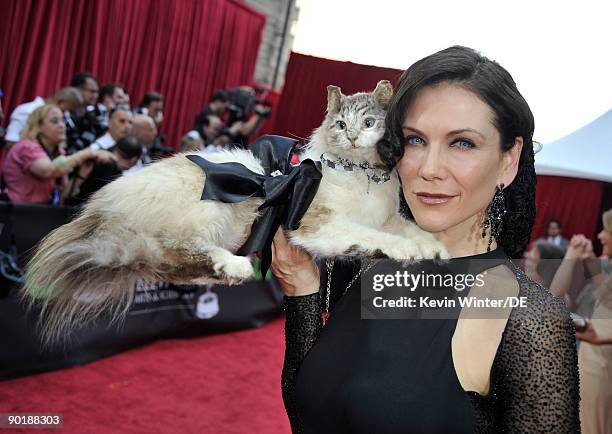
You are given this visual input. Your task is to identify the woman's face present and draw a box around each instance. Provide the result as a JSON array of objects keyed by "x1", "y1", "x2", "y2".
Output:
[
  {"x1": 598, "y1": 229, "x2": 611, "y2": 256},
  {"x1": 396, "y1": 83, "x2": 522, "y2": 251},
  {"x1": 39, "y1": 108, "x2": 66, "y2": 147}
]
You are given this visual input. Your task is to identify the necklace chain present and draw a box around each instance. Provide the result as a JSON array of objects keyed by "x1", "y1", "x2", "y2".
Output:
[{"x1": 323, "y1": 258, "x2": 377, "y2": 325}]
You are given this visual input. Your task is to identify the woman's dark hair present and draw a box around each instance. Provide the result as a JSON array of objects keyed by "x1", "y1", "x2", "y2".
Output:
[{"x1": 378, "y1": 45, "x2": 536, "y2": 259}]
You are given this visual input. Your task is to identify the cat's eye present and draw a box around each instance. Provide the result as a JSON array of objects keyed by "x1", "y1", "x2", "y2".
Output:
[
  {"x1": 404, "y1": 136, "x2": 424, "y2": 146},
  {"x1": 335, "y1": 120, "x2": 346, "y2": 130},
  {"x1": 363, "y1": 117, "x2": 376, "y2": 128}
]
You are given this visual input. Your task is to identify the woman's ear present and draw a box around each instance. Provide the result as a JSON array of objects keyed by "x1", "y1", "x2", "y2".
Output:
[{"x1": 501, "y1": 137, "x2": 523, "y2": 187}]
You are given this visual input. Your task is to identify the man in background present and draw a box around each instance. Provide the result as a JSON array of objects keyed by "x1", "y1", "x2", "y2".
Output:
[
  {"x1": 189, "y1": 113, "x2": 223, "y2": 143},
  {"x1": 194, "y1": 90, "x2": 230, "y2": 121},
  {"x1": 71, "y1": 72, "x2": 99, "y2": 108},
  {"x1": 66, "y1": 73, "x2": 105, "y2": 153},
  {"x1": 546, "y1": 219, "x2": 570, "y2": 251},
  {"x1": 96, "y1": 83, "x2": 128, "y2": 129},
  {"x1": 131, "y1": 114, "x2": 158, "y2": 165},
  {"x1": 138, "y1": 92, "x2": 164, "y2": 128},
  {"x1": 5, "y1": 87, "x2": 83, "y2": 145},
  {"x1": 90, "y1": 105, "x2": 132, "y2": 151}
]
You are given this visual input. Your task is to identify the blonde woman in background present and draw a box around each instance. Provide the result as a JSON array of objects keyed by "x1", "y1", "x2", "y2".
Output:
[
  {"x1": 1, "y1": 104, "x2": 115, "y2": 204},
  {"x1": 551, "y1": 209, "x2": 612, "y2": 434}
]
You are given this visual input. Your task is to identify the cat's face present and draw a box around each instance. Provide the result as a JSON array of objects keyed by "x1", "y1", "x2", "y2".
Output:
[{"x1": 322, "y1": 81, "x2": 392, "y2": 163}]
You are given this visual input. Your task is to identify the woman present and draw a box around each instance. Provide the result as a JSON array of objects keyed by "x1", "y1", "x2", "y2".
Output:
[
  {"x1": 550, "y1": 210, "x2": 612, "y2": 434},
  {"x1": 272, "y1": 46, "x2": 580, "y2": 433},
  {"x1": 1, "y1": 104, "x2": 114, "y2": 204}
]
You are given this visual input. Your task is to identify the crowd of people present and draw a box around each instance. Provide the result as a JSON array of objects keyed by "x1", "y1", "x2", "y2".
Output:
[{"x1": 0, "y1": 73, "x2": 272, "y2": 205}]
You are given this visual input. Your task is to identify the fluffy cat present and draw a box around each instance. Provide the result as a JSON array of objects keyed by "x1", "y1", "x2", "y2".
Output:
[{"x1": 24, "y1": 80, "x2": 448, "y2": 345}]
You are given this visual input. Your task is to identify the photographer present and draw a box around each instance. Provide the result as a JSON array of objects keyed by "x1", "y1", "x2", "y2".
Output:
[
  {"x1": 90, "y1": 105, "x2": 132, "y2": 151},
  {"x1": 71, "y1": 73, "x2": 99, "y2": 108},
  {"x1": 128, "y1": 114, "x2": 158, "y2": 168},
  {"x1": 67, "y1": 136, "x2": 142, "y2": 205},
  {"x1": 95, "y1": 84, "x2": 128, "y2": 129},
  {"x1": 194, "y1": 90, "x2": 230, "y2": 120},
  {"x1": 5, "y1": 87, "x2": 83, "y2": 147},
  {"x1": 189, "y1": 113, "x2": 223, "y2": 144},
  {"x1": 137, "y1": 92, "x2": 164, "y2": 127},
  {"x1": 224, "y1": 86, "x2": 272, "y2": 148},
  {"x1": 66, "y1": 73, "x2": 105, "y2": 153}
]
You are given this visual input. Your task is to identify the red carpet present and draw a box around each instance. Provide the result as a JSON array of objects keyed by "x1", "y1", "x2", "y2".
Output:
[{"x1": 0, "y1": 318, "x2": 290, "y2": 434}]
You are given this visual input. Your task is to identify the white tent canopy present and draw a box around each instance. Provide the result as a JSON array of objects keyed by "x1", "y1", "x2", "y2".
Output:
[{"x1": 535, "y1": 108, "x2": 612, "y2": 183}]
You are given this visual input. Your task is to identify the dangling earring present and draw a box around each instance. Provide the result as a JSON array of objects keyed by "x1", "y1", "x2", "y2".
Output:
[{"x1": 481, "y1": 183, "x2": 506, "y2": 252}]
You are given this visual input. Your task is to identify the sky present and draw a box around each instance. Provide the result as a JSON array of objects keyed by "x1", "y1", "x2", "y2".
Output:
[{"x1": 291, "y1": 0, "x2": 612, "y2": 144}]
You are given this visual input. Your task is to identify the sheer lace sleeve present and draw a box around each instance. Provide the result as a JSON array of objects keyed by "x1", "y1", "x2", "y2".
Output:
[
  {"x1": 281, "y1": 292, "x2": 322, "y2": 434},
  {"x1": 496, "y1": 267, "x2": 581, "y2": 433}
]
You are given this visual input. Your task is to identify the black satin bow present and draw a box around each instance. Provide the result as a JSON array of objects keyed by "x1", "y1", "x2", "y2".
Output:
[{"x1": 186, "y1": 135, "x2": 322, "y2": 277}]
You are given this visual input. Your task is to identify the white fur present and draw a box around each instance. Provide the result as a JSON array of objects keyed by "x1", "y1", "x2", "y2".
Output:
[{"x1": 24, "y1": 81, "x2": 448, "y2": 345}]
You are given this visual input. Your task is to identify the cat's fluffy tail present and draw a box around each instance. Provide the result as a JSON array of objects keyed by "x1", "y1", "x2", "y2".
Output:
[{"x1": 22, "y1": 207, "x2": 149, "y2": 347}]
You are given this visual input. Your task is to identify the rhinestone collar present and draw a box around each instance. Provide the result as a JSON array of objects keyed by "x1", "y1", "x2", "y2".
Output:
[{"x1": 319, "y1": 152, "x2": 391, "y2": 184}]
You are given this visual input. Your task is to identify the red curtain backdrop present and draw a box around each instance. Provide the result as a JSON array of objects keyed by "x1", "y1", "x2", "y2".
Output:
[
  {"x1": 0, "y1": 0, "x2": 265, "y2": 148},
  {"x1": 272, "y1": 52, "x2": 403, "y2": 141},
  {"x1": 531, "y1": 175, "x2": 604, "y2": 246}
]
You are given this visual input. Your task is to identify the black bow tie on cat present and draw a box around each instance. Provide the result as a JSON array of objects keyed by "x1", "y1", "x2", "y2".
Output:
[{"x1": 186, "y1": 135, "x2": 322, "y2": 277}]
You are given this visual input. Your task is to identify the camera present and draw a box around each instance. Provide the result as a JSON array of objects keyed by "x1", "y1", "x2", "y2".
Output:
[
  {"x1": 227, "y1": 86, "x2": 272, "y2": 125},
  {"x1": 66, "y1": 108, "x2": 107, "y2": 154},
  {"x1": 148, "y1": 135, "x2": 174, "y2": 160}
]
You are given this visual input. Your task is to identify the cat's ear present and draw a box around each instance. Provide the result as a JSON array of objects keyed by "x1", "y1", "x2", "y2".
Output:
[
  {"x1": 373, "y1": 80, "x2": 393, "y2": 108},
  {"x1": 327, "y1": 85, "x2": 342, "y2": 114}
]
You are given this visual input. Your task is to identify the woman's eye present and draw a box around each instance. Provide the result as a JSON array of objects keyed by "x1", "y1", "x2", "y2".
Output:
[
  {"x1": 404, "y1": 136, "x2": 424, "y2": 146},
  {"x1": 452, "y1": 139, "x2": 475, "y2": 150},
  {"x1": 363, "y1": 117, "x2": 376, "y2": 128},
  {"x1": 335, "y1": 120, "x2": 346, "y2": 130}
]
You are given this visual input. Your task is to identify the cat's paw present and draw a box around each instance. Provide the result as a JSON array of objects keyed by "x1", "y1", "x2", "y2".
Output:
[
  {"x1": 416, "y1": 239, "x2": 450, "y2": 260},
  {"x1": 213, "y1": 255, "x2": 254, "y2": 284},
  {"x1": 382, "y1": 240, "x2": 423, "y2": 261}
]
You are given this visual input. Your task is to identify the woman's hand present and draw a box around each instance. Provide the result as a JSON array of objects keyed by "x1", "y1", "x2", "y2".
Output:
[
  {"x1": 565, "y1": 235, "x2": 595, "y2": 260},
  {"x1": 576, "y1": 319, "x2": 612, "y2": 345},
  {"x1": 270, "y1": 228, "x2": 320, "y2": 297}
]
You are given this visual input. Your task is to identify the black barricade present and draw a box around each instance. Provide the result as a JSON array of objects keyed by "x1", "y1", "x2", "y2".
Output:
[{"x1": 0, "y1": 202, "x2": 283, "y2": 380}]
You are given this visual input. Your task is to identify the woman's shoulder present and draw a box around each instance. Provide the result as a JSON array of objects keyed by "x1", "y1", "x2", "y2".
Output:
[
  {"x1": 499, "y1": 260, "x2": 574, "y2": 351},
  {"x1": 7, "y1": 139, "x2": 44, "y2": 158},
  {"x1": 3, "y1": 139, "x2": 43, "y2": 167},
  {"x1": 11, "y1": 139, "x2": 38, "y2": 149},
  {"x1": 508, "y1": 260, "x2": 570, "y2": 318}
]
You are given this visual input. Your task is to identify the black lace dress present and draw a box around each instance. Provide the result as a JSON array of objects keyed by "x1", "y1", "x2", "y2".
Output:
[{"x1": 281, "y1": 250, "x2": 580, "y2": 433}]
